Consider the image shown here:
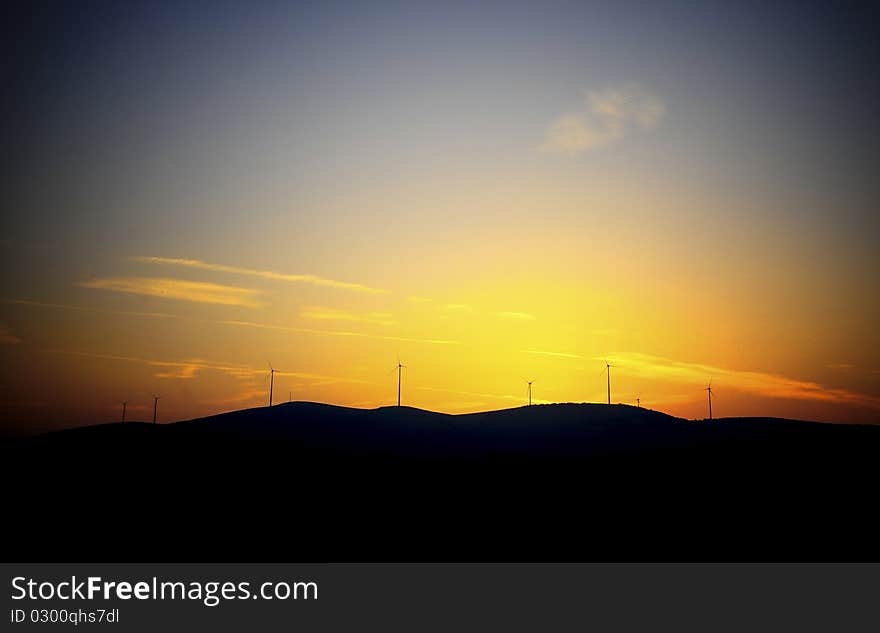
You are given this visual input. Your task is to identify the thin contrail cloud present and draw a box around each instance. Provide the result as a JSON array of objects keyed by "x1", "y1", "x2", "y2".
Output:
[
  {"x1": 132, "y1": 256, "x2": 386, "y2": 294},
  {"x1": 47, "y1": 349, "x2": 379, "y2": 385},
  {"x1": 299, "y1": 306, "x2": 398, "y2": 326},
  {"x1": 416, "y1": 385, "x2": 551, "y2": 405},
  {"x1": 219, "y1": 319, "x2": 462, "y2": 346},
  {"x1": 8, "y1": 299, "x2": 458, "y2": 346},
  {"x1": 79, "y1": 277, "x2": 263, "y2": 307},
  {"x1": 47, "y1": 350, "x2": 259, "y2": 380},
  {"x1": 521, "y1": 349, "x2": 583, "y2": 359}
]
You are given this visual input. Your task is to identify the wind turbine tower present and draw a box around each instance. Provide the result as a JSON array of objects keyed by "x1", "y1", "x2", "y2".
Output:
[
  {"x1": 605, "y1": 360, "x2": 614, "y2": 405},
  {"x1": 152, "y1": 395, "x2": 160, "y2": 424},
  {"x1": 121, "y1": 401, "x2": 127, "y2": 423},
  {"x1": 527, "y1": 380, "x2": 534, "y2": 407},
  {"x1": 397, "y1": 360, "x2": 405, "y2": 407},
  {"x1": 705, "y1": 381, "x2": 713, "y2": 420},
  {"x1": 268, "y1": 363, "x2": 276, "y2": 407}
]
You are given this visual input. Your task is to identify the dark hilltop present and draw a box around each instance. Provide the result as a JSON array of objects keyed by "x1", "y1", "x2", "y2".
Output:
[{"x1": 5, "y1": 402, "x2": 879, "y2": 562}]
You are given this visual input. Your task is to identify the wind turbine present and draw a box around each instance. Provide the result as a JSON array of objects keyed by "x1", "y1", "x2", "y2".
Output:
[
  {"x1": 705, "y1": 380, "x2": 713, "y2": 420},
  {"x1": 526, "y1": 379, "x2": 534, "y2": 406},
  {"x1": 152, "y1": 395, "x2": 160, "y2": 424},
  {"x1": 121, "y1": 401, "x2": 128, "y2": 423},
  {"x1": 604, "y1": 360, "x2": 614, "y2": 405},
  {"x1": 636, "y1": 395, "x2": 641, "y2": 408},
  {"x1": 267, "y1": 362, "x2": 277, "y2": 407},
  {"x1": 396, "y1": 358, "x2": 406, "y2": 407}
]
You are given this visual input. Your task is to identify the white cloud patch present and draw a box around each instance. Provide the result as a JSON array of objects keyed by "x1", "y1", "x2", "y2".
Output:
[{"x1": 542, "y1": 83, "x2": 665, "y2": 154}]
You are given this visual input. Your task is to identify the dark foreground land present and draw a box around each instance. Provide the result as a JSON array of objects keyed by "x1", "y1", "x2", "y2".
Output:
[{"x1": 4, "y1": 402, "x2": 879, "y2": 562}]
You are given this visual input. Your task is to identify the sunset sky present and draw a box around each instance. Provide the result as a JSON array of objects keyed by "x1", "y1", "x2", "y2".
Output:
[{"x1": 3, "y1": 1, "x2": 879, "y2": 433}]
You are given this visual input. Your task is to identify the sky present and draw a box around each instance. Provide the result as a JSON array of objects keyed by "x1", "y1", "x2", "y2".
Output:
[{"x1": 2, "y1": 0, "x2": 879, "y2": 434}]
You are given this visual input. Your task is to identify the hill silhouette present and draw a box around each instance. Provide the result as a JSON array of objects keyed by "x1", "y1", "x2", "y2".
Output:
[{"x1": 4, "y1": 402, "x2": 879, "y2": 562}]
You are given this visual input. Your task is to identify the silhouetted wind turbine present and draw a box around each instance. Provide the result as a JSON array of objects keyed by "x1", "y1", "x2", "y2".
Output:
[
  {"x1": 526, "y1": 379, "x2": 534, "y2": 406},
  {"x1": 152, "y1": 395, "x2": 160, "y2": 424},
  {"x1": 396, "y1": 358, "x2": 406, "y2": 407},
  {"x1": 705, "y1": 380, "x2": 713, "y2": 420},
  {"x1": 604, "y1": 360, "x2": 614, "y2": 405},
  {"x1": 267, "y1": 362, "x2": 276, "y2": 406},
  {"x1": 636, "y1": 395, "x2": 641, "y2": 408},
  {"x1": 121, "y1": 401, "x2": 128, "y2": 423}
]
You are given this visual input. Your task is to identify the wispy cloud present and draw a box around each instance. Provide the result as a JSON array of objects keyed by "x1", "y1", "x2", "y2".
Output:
[
  {"x1": 408, "y1": 296, "x2": 433, "y2": 303},
  {"x1": 417, "y1": 385, "x2": 551, "y2": 406},
  {"x1": 219, "y1": 319, "x2": 462, "y2": 346},
  {"x1": 79, "y1": 277, "x2": 262, "y2": 307},
  {"x1": 4, "y1": 298, "x2": 184, "y2": 320},
  {"x1": 826, "y1": 363, "x2": 854, "y2": 370},
  {"x1": 605, "y1": 352, "x2": 880, "y2": 409},
  {"x1": 132, "y1": 256, "x2": 385, "y2": 294},
  {"x1": 521, "y1": 349, "x2": 583, "y2": 360},
  {"x1": 49, "y1": 350, "x2": 259, "y2": 380},
  {"x1": 153, "y1": 364, "x2": 202, "y2": 379},
  {"x1": 50, "y1": 350, "x2": 248, "y2": 380},
  {"x1": 496, "y1": 311, "x2": 536, "y2": 321},
  {"x1": 542, "y1": 83, "x2": 665, "y2": 154},
  {"x1": 0, "y1": 323, "x2": 21, "y2": 344},
  {"x1": 299, "y1": 306, "x2": 398, "y2": 326},
  {"x1": 49, "y1": 349, "x2": 378, "y2": 387}
]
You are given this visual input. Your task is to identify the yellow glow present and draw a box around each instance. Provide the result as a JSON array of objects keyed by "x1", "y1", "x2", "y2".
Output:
[{"x1": 7, "y1": 179, "x2": 879, "y2": 428}]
